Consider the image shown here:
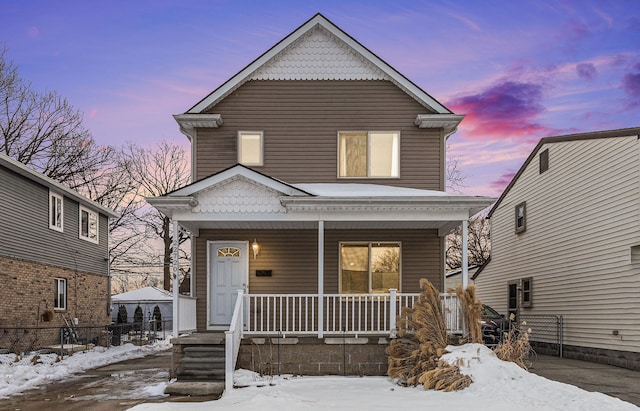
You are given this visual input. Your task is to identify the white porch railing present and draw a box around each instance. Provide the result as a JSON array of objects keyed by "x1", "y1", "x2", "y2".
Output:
[
  {"x1": 177, "y1": 295, "x2": 197, "y2": 333},
  {"x1": 225, "y1": 290, "x2": 244, "y2": 393},
  {"x1": 244, "y1": 291, "x2": 463, "y2": 337}
]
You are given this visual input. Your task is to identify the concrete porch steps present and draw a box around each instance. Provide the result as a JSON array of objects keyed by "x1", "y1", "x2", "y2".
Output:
[{"x1": 166, "y1": 333, "x2": 228, "y2": 397}]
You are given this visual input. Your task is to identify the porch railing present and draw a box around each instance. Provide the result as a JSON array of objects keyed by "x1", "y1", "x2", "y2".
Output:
[
  {"x1": 244, "y1": 291, "x2": 463, "y2": 337},
  {"x1": 225, "y1": 290, "x2": 244, "y2": 392},
  {"x1": 178, "y1": 295, "x2": 197, "y2": 333}
]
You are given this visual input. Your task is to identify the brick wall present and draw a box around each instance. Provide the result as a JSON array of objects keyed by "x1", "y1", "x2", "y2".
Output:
[
  {"x1": 0, "y1": 256, "x2": 110, "y2": 331},
  {"x1": 237, "y1": 336, "x2": 390, "y2": 376}
]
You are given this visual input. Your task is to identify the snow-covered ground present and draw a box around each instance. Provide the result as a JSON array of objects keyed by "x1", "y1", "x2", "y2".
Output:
[
  {"x1": 0, "y1": 339, "x2": 171, "y2": 398},
  {"x1": 129, "y1": 344, "x2": 638, "y2": 411},
  {"x1": 1, "y1": 341, "x2": 637, "y2": 410}
]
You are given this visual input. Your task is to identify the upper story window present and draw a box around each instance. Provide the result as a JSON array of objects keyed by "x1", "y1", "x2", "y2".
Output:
[
  {"x1": 79, "y1": 206, "x2": 99, "y2": 243},
  {"x1": 539, "y1": 149, "x2": 549, "y2": 174},
  {"x1": 340, "y1": 242, "x2": 400, "y2": 293},
  {"x1": 338, "y1": 131, "x2": 399, "y2": 178},
  {"x1": 515, "y1": 202, "x2": 526, "y2": 233},
  {"x1": 238, "y1": 131, "x2": 263, "y2": 166},
  {"x1": 49, "y1": 192, "x2": 64, "y2": 232}
]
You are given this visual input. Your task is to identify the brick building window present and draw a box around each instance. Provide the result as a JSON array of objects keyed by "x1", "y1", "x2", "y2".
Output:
[{"x1": 54, "y1": 278, "x2": 67, "y2": 310}]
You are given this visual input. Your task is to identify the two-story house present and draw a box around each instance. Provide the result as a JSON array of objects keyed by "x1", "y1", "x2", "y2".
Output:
[
  {"x1": 474, "y1": 128, "x2": 640, "y2": 370},
  {"x1": 0, "y1": 153, "x2": 118, "y2": 350},
  {"x1": 149, "y1": 14, "x2": 493, "y2": 393}
]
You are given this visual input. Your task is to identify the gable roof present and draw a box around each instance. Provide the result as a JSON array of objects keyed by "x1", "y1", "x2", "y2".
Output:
[
  {"x1": 112, "y1": 286, "x2": 173, "y2": 302},
  {"x1": 0, "y1": 153, "x2": 119, "y2": 219},
  {"x1": 176, "y1": 13, "x2": 461, "y2": 139},
  {"x1": 487, "y1": 127, "x2": 640, "y2": 219}
]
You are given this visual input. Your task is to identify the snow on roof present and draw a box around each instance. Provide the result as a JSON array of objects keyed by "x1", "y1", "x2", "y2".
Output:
[
  {"x1": 293, "y1": 183, "x2": 458, "y2": 198},
  {"x1": 111, "y1": 286, "x2": 173, "y2": 302}
]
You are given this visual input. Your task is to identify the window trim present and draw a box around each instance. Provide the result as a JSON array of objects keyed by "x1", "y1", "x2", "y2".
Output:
[
  {"x1": 79, "y1": 206, "x2": 99, "y2": 244},
  {"x1": 338, "y1": 241, "x2": 402, "y2": 294},
  {"x1": 238, "y1": 130, "x2": 264, "y2": 166},
  {"x1": 515, "y1": 201, "x2": 526, "y2": 233},
  {"x1": 49, "y1": 191, "x2": 64, "y2": 232},
  {"x1": 337, "y1": 131, "x2": 401, "y2": 179},
  {"x1": 54, "y1": 278, "x2": 67, "y2": 310}
]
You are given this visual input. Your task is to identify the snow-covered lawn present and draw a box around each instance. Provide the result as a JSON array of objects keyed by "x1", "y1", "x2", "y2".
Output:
[
  {"x1": 130, "y1": 344, "x2": 638, "y2": 411},
  {"x1": 0, "y1": 338, "x2": 171, "y2": 398},
  {"x1": 1, "y1": 341, "x2": 636, "y2": 410}
]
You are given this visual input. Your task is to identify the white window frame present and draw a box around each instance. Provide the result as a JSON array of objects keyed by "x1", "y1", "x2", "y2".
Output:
[
  {"x1": 238, "y1": 131, "x2": 264, "y2": 166},
  {"x1": 337, "y1": 131, "x2": 400, "y2": 178},
  {"x1": 79, "y1": 206, "x2": 99, "y2": 244},
  {"x1": 49, "y1": 191, "x2": 64, "y2": 232},
  {"x1": 339, "y1": 241, "x2": 402, "y2": 294},
  {"x1": 54, "y1": 278, "x2": 67, "y2": 310}
]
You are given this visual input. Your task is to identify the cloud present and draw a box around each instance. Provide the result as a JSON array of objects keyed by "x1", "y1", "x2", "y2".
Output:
[
  {"x1": 622, "y1": 62, "x2": 640, "y2": 107},
  {"x1": 489, "y1": 170, "x2": 517, "y2": 193},
  {"x1": 27, "y1": 26, "x2": 39, "y2": 38},
  {"x1": 448, "y1": 81, "x2": 552, "y2": 140},
  {"x1": 576, "y1": 63, "x2": 597, "y2": 80}
]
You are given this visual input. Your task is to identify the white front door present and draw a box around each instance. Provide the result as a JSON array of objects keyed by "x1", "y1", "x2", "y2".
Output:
[{"x1": 208, "y1": 241, "x2": 248, "y2": 328}]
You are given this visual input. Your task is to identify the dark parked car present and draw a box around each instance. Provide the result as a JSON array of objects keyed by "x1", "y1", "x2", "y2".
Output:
[{"x1": 481, "y1": 304, "x2": 513, "y2": 345}]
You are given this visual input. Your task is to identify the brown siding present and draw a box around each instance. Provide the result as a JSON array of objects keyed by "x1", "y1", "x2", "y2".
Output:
[
  {"x1": 197, "y1": 80, "x2": 443, "y2": 190},
  {"x1": 194, "y1": 228, "x2": 442, "y2": 330}
]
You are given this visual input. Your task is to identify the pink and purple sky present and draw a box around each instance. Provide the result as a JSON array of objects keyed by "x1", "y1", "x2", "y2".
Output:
[{"x1": 2, "y1": 1, "x2": 639, "y2": 197}]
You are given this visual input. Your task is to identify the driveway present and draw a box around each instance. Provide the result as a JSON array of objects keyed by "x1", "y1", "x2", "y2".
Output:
[
  {"x1": 530, "y1": 354, "x2": 640, "y2": 407},
  {"x1": 0, "y1": 350, "x2": 218, "y2": 411}
]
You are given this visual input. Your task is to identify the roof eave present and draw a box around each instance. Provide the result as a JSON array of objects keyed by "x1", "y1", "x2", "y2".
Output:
[
  {"x1": 415, "y1": 114, "x2": 465, "y2": 139},
  {"x1": 173, "y1": 114, "x2": 223, "y2": 141},
  {"x1": 0, "y1": 154, "x2": 120, "y2": 219}
]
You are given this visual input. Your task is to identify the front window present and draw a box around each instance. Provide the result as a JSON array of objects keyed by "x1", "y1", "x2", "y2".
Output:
[
  {"x1": 49, "y1": 192, "x2": 64, "y2": 232},
  {"x1": 521, "y1": 277, "x2": 532, "y2": 308},
  {"x1": 338, "y1": 131, "x2": 399, "y2": 178},
  {"x1": 54, "y1": 278, "x2": 67, "y2": 310},
  {"x1": 340, "y1": 242, "x2": 400, "y2": 293},
  {"x1": 238, "y1": 131, "x2": 263, "y2": 166},
  {"x1": 79, "y1": 206, "x2": 99, "y2": 243}
]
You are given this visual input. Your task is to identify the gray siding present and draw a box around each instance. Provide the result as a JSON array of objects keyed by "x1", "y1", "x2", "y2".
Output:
[
  {"x1": 196, "y1": 80, "x2": 444, "y2": 190},
  {"x1": 194, "y1": 229, "x2": 442, "y2": 330},
  {"x1": 476, "y1": 135, "x2": 640, "y2": 353},
  {"x1": 0, "y1": 165, "x2": 110, "y2": 276}
]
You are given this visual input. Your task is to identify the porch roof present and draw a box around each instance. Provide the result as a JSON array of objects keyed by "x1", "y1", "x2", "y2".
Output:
[{"x1": 148, "y1": 165, "x2": 494, "y2": 236}]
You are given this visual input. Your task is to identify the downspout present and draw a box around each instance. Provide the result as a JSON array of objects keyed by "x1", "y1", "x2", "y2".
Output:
[{"x1": 462, "y1": 219, "x2": 469, "y2": 289}]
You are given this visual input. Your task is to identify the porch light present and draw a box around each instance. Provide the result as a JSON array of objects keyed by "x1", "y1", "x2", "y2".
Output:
[{"x1": 252, "y1": 239, "x2": 260, "y2": 260}]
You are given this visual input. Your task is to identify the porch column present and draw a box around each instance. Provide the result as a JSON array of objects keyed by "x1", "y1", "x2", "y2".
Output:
[
  {"x1": 172, "y1": 220, "x2": 180, "y2": 338},
  {"x1": 317, "y1": 220, "x2": 324, "y2": 338},
  {"x1": 462, "y1": 219, "x2": 469, "y2": 289}
]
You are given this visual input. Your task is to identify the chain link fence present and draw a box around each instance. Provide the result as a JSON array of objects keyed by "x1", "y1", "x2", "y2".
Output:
[
  {"x1": 519, "y1": 314, "x2": 563, "y2": 357},
  {"x1": 0, "y1": 320, "x2": 171, "y2": 358}
]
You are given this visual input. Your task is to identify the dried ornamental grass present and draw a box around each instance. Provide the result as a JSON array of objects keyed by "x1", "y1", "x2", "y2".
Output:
[
  {"x1": 493, "y1": 320, "x2": 534, "y2": 370},
  {"x1": 387, "y1": 278, "x2": 471, "y2": 391},
  {"x1": 455, "y1": 284, "x2": 483, "y2": 344}
]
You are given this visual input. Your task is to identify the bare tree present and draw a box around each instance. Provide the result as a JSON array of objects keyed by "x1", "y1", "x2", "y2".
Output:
[
  {"x1": 0, "y1": 48, "x2": 114, "y2": 191},
  {"x1": 124, "y1": 140, "x2": 191, "y2": 291},
  {"x1": 446, "y1": 215, "x2": 491, "y2": 270},
  {"x1": 446, "y1": 145, "x2": 466, "y2": 193}
]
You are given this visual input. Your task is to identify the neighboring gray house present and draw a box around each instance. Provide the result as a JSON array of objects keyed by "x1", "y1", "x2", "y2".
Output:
[
  {"x1": 475, "y1": 128, "x2": 640, "y2": 369},
  {"x1": 0, "y1": 153, "x2": 118, "y2": 347}
]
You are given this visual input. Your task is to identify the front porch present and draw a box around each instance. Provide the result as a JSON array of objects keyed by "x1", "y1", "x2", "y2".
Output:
[{"x1": 169, "y1": 290, "x2": 464, "y2": 393}]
